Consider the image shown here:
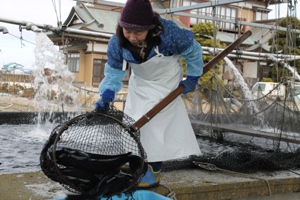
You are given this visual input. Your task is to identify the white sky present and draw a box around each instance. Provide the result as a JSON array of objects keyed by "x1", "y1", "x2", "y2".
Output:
[
  {"x1": 0, "y1": 0, "x2": 76, "y2": 69},
  {"x1": 0, "y1": 1, "x2": 298, "y2": 69}
]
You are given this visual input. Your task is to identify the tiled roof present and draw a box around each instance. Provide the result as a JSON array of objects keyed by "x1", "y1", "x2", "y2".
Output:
[
  {"x1": 60, "y1": 2, "x2": 275, "y2": 52},
  {"x1": 216, "y1": 32, "x2": 255, "y2": 45},
  {"x1": 64, "y1": 4, "x2": 120, "y2": 34}
]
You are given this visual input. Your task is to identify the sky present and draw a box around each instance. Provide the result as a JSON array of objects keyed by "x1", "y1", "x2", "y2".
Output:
[
  {"x1": 0, "y1": 1, "x2": 298, "y2": 70},
  {"x1": 0, "y1": 0, "x2": 77, "y2": 69}
]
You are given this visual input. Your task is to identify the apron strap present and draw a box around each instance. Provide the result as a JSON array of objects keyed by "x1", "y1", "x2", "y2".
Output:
[
  {"x1": 123, "y1": 46, "x2": 163, "y2": 70},
  {"x1": 122, "y1": 59, "x2": 128, "y2": 71},
  {"x1": 154, "y1": 46, "x2": 164, "y2": 57}
]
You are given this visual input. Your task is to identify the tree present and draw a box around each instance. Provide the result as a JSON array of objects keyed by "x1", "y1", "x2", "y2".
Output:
[
  {"x1": 181, "y1": 22, "x2": 226, "y2": 90},
  {"x1": 268, "y1": 16, "x2": 300, "y2": 81}
]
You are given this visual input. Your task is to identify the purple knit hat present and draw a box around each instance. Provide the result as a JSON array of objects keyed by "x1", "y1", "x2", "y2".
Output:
[{"x1": 119, "y1": 0, "x2": 159, "y2": 30}]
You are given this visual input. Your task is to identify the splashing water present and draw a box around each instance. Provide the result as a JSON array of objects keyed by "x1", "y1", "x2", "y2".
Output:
[
  {"x1": 267, "y1": 55, "x2": 300, "y2": 81},
  {"x1": 32, "y1": 32, "x2": 81, "y2": 123},
  {"x1": 223, "y1": 58, "x2": 253, "y2": 99},
  {"x1": 0, "y1": 33, "x2": 84, "y2": 174},
  {"x1": 223, "y1": 57, "x2": 261, "y2": 116}
]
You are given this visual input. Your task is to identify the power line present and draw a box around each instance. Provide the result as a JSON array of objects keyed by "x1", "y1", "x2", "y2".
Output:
[{"x1": 7, "y1": 33, "x2": 36, "y2": 46}]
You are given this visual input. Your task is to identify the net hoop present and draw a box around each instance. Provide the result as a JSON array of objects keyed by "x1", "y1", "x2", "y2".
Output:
[{"x1": 41, "y1": 108, "x2": 146, "y2": 197}]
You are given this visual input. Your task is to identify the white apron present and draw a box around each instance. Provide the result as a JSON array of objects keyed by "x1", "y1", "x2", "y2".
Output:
[{"x1": 124, "y1": 47, "x2": 201, "y2": 162}]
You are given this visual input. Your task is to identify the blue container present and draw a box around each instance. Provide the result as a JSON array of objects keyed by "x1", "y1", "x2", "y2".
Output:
[{"x1": 55, "y1": 190, "x2": 171, "y2": 200}]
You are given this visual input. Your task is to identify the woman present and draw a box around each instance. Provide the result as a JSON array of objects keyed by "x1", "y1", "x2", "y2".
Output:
[{"x1": 95, "y1": 0, "x2": 204, "y2": 189}]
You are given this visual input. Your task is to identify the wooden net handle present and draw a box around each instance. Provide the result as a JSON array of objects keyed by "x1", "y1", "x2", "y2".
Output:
[{"x1": 131, "y1": 30, "x2": 252, "y2": 131}]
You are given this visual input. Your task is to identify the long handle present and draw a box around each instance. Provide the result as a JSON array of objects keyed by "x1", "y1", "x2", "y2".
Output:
[{"x1": 130, "y1": 30, "x2": 252, "y2": 131}]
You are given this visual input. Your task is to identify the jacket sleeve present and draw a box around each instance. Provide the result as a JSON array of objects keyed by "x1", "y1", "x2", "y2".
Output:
[
  {"x1": 181, "y1": 39, "x2": 204, "y2": 77},
  {"x1": 98, "y1": 35, "x2": 128, "y2": 98},
  {"x1": 98, "y1": 63, "x2": 128, "y2": 97}
]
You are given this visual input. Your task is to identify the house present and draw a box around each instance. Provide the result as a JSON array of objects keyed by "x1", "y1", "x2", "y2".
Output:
[
  {"x1": 47, "y1": 3, "x2": 122, "y2": 87},
  {"x1": 46, "y1": 0, "x2": 288, "y2": 88},
  {"x1": 178, "y1": 0, "x2": 285, "y2": 86},
  {"x1": 1, "y1": 62, "x2": 33, "y2": 83}
]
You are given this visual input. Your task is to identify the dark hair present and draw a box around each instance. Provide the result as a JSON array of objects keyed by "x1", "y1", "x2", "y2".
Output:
[{"x1": 116, "y1": 12, "x2": 163, "y2": 49}]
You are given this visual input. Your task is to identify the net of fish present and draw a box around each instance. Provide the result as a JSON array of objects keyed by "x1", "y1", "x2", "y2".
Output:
[
  {"x1": 40, "y1": 106, "x2": 147, "y2": 199},
  {"x1": 40, "y1": 31, "x2": 253, "y2": 199}
]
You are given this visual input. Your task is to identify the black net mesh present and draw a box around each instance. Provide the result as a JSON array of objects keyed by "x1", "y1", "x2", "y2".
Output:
[
  {"x1": 40, "y1": 106, "x2": 147, "y2": 198},
  {"x1": 165, "y1": 78, "x2": 300, "y2": 173}
]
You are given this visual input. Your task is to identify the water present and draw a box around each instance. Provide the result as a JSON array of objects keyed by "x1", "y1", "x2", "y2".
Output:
[
  {"x1": 0, "y1": 32, "x2": 87, "y2": 174},
  {"x1": 0, "y1": 32, "x2": 83, "y2": 174},
  {"x1": 0, "y1": 124, "x2": 57, "y2": 174},
  {"x1": 223, "y1": 56, "x2": 265, "y2": 125},
  {"x1": 223, "y1": 57, "x2": 260, "y2": 113},
  {"x1": 32, "y1": 32, "x2": 81, "y2": 123},
  {"x1": 0, "y1": 123, "x2": 238, "y2": 175},
  {"x1": 267, "y1": 55, "x2": 300, "y2": 81},
  {"x1": 0, "y1": 32, "x2": 97, "y2": 174}
]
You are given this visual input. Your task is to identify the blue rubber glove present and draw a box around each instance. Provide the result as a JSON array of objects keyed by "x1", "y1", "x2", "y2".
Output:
[
  {"x1": 95, "y1": 89, "x2": 115, "y2": 113},
  {"x1": 95, "y1": 98, "x2": 110, "y2": 113},
  {"x1": 179, "y1": 76, "x2": 199, "y2": 94}
]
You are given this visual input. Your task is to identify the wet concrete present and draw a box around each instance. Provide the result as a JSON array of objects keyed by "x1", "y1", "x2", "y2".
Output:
[
  {"x1": 1, "y1": 168, "x2": 300, "y2": 200},
  {"x1": 1, "y1": 111, "x2": 300, "y2": 199}
]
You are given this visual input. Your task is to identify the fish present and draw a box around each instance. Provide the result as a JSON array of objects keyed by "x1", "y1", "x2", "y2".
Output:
[
  {"x1": 65, "y1": 168, "x2": 132, "y2": 200},
  {"x1": 40, "y1": 125, "x2": 60, "y2": 182},
  {"x1": 52, "y1": 146, "x2": 147, "y2": 198},
  {"x1": 55, "y1": 146, "x2": 134, "y2": 174},
  {"x1": 59, "y1": 167, "x2": 100, "y2": 190},
  {"x1": 61, "y1": 154, "x2": 146, "y2": 199}
]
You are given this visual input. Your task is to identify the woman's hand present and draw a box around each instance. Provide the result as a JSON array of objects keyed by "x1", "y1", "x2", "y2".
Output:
[
  {"x1": 179, "y1": 76, "x2": 199, "y2": 94},
  {"x1": 95, "y1": 89, "x2": 115, "y2": 112},
  {"x1": 95, "y1": 98, "x2": 111, "y2": 113}
]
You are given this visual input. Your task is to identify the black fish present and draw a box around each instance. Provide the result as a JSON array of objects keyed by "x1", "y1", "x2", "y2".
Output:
[
  {"x1": 59, "y1": 151, "x2": 147, "y2": 199},
  {"x1": 65, "y1": 166, "x2": 134, "y2": 199},
  {"x1": 55, "y1": 147, "x2": 133, "y2": 174},
  {"x1": 40, "y1": 125, "x2": 60, "y2": 182},
  {"x1": 60, "y1": 167, "x2": 100, "y2": 190}
]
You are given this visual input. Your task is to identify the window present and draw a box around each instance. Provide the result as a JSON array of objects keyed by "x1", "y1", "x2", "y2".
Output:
[
  {"x1": 294, "y1": 86, "x2": 300, "y2": 96},
  {"x1": 92, "y1": 58, "x2": 106, "y2": 87},
  {"x1": 67, "y1": 53, "x2": 80, "y2": 72},
  {"x1": 254, "y1": 12, "x2": 268, "y2": 21},
  {"x1": 262, "y1": 66, "x2": 269, "y2": 78},
  {"x1": 253, "y1": 7, "x2": 270, "y2": 20},
  {"x1": 217, "y1": 7, "x2": 237, "y2": 30},
  {"x1": 252, "y1": 83, "x2": 266, "y2": 93},
  {"x1": 189, "y1": 5, "x2": 237, "y2": 31}
]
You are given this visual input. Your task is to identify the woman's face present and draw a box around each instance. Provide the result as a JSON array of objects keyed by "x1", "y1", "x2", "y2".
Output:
[{"x1": 123, "y1": 28, "x2": 148, "y2": 46}]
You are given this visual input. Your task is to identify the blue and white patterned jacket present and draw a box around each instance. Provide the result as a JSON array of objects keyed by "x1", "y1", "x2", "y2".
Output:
[{"x1": 99, "y1": 17, "x2": 204, "y2": 97}]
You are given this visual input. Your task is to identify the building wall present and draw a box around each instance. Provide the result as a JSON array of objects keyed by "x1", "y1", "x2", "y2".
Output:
[
  {"x1": 75, "y1": 53, "x2": 108, "y2": 86},
  {"x1": 84, "y1": 53, "x2": 94, "y2": 86},
  {"x1": 0, "y1": 74, "x2": 33, "y2": 83},
  {"x1": 244, "y1": 61, "x2": 258, "y2": 79},
  {"x1": 73, "y1": 50, "x2": 86, "y2": 83},
  {"x1": 64, "y1": 1, "x2": 276, "y2": 88},
  {"x1": 72, "y1": 43, "x2": 108, "y2": 86}
]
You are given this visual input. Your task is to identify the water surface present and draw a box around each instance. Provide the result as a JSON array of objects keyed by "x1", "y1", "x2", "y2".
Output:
[
  {"x1": 0, "y1": 124, "x2": 57, "y2": 174},
  {"x1": 0, "y1": 124, "x2": 236, "y2": 174}
]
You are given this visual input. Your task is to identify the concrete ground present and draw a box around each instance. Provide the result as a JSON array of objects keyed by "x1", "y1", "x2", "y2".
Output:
[
  {"x1": 0, "y1": 92, "x2": 299, "y2": 199},
  {"x1": 1, "y1": 168, "x2": 300, "y2": 200}
]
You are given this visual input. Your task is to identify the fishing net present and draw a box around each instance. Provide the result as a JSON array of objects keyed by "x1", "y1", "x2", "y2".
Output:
[
  {"x1": 164, "y1": 78, "x2": 300, "y2": 173},
  {"x1": 40, "y1": 106, "x2": 147, "y2": 199}
]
